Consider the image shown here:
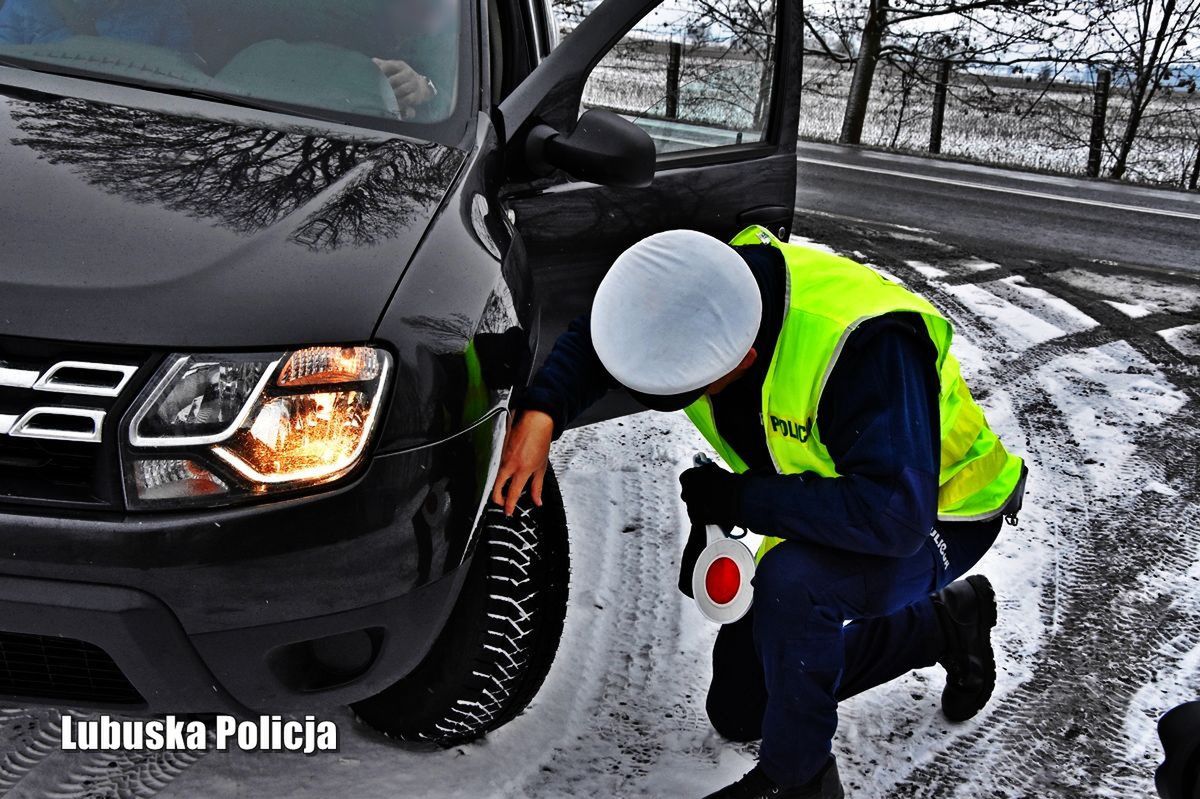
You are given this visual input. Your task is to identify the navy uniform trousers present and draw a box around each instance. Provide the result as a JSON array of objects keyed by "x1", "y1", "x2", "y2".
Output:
[{"x1": 706, "y1": 516, "x2": 1002, "y2": 787}]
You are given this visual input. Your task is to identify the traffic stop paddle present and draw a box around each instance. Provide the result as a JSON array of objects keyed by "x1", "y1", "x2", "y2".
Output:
[{"x1": 679, "y1": 454, "x2": 756, "y2": 624}]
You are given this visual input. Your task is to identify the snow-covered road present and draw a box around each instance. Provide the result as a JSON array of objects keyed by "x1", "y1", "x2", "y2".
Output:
[{"x1": 2, "y1": 217, "x2": 1197, "y2": 798}]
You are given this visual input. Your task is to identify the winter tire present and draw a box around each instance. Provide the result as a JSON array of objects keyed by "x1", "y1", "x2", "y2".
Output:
[{"x1": 351, "y1": 466, "x2": 569, "y2": 746}]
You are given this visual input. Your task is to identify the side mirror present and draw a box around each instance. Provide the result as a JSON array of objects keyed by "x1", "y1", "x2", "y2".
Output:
[{"x1": 524, "y1": 109, "x2": 655, "y2": 188}]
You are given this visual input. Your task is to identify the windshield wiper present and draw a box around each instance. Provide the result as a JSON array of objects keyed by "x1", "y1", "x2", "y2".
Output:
[{"x1": 161, "y1": 86, "x2": 347, "y2": 126}]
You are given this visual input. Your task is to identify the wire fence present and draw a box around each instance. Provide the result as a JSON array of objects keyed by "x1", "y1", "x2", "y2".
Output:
[
  {"x1": 582, "y1": 37, "x2": 775, "y2": 152},
  {"x1": 801, "y1": 55, "x2": 1200, "y2": 189},
  {"x1": 570, "y1": 12, "x2": 1200, "y2": 190}
]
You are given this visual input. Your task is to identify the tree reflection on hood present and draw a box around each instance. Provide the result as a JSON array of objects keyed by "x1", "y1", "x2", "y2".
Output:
[{"x1": 9, "y1": 96, "x2": 464, "y2": 251}]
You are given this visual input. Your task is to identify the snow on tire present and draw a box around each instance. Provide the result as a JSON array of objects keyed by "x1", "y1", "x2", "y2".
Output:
[{"x1": 351, "y1": 467, "x2": 569, "y2": 747}]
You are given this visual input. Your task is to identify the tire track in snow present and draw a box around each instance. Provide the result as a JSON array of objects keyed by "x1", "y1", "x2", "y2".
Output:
[
  {"x1": 0, "y1": 709, "x2": 62, "y2": 795},
  {"x1": 38, "y1": 744, "x2": 210, "y2": 799},
  {"x1": 0, "y1": 710, "x2": 210, "y2": 799},
  {"x1": 520, "y1": 416, "x2": 721, "y2": 797},
  {"x1": 891, "y1": 391, "x2": 1198, "y2": 798},
  {"x1": 838, "y1": 219, "x2": 1200, "y2": 797}
]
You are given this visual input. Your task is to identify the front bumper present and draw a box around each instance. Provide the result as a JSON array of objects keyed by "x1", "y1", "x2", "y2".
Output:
[
  {"x1": 0, "y1": 411, "x2": 502, "y2": 713},
  {"x1": 0, "y1": 565, "x2": 468, "y2": 714}
]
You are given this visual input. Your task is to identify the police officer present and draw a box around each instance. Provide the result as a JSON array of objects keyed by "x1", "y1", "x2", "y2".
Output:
[{"x1": 492, "y1": 227, "x2": 1027, "y2": 799}]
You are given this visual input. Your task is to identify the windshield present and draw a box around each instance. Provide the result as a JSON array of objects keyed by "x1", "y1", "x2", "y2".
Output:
[{"x1": 0, "y1": 0, "x2": 464, "y2": 129}]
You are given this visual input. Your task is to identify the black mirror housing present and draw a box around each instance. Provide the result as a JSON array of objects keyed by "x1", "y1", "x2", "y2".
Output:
[{"x1": 525, "y1": 109, "x2": 655, "y2": 188}]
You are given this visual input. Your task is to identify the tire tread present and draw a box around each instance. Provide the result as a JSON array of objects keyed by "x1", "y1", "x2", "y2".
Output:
[{"x1": 351, "y1": 470, "x2": 569, "y2": 747}]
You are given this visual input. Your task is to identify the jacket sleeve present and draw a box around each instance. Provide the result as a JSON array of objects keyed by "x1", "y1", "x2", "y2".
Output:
[
  {"x1": 734, "y1": 318, "x2": 940, "y2": 558},
  {"x1": 512, "y1": 314, "x2": 619, "y2": 438}
]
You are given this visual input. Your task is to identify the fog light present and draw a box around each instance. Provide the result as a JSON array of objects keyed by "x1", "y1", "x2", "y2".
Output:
[{"x1": 269, "y1": 628, "x2": 383, "y2": 691}]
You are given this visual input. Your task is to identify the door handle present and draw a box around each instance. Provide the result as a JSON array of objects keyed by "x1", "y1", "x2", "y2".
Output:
[{"x1": 737, "y1": 205, "x2": 792, "y2": 239}]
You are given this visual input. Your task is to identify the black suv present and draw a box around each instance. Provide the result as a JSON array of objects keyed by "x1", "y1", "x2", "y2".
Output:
[{"x1": 0, "y1": 0, "x2": 801, "y2": 744}]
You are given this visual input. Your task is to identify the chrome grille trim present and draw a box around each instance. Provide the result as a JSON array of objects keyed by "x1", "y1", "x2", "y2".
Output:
[
  {"x1": 31, "y1": 361, "x2": 138, "y2": 397},
  {"x1": 0, "y1": 342, "x2": 147, "y2": 508},
  {"x1": 7, "y1": 407, "x2": 105, "y2": 443},
  {"x1": 0, "y1": 366, "x2": 39, "y2": 390}
]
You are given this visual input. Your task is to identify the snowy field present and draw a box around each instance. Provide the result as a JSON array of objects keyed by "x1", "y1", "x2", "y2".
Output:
[
  {"x1": 797, "y1": 58, "x2": 1200, "y2": 189},
  {"x1": 582, "y1": 42, "x2": 1200, "y2": 188},
  {"x1": 0, "y1": 218, "x2": 1197, "y2": 797}
]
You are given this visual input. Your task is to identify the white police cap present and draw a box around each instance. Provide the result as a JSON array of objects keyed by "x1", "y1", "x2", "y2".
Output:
[{"x1": 590, "y1": 230, "x2": 763, "y2": 397}]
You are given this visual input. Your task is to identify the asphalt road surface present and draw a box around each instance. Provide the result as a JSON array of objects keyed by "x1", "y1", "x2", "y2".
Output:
[{"x1": 795, "y1": 141, "x2": 1200, "y2": 275}]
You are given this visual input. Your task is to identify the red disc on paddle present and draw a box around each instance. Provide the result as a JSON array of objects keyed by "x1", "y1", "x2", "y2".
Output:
[
  {"x1": 692, "y1": 537, "x2": 755, "y2": 624},
  {"x1": 705, "y1": 556, "x2": 741, "y2": 605}
]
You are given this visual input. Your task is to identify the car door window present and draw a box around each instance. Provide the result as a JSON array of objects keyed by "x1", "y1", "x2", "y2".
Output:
[{"x1": 575, "y1": 0, "x2": 778, "y2": 155}]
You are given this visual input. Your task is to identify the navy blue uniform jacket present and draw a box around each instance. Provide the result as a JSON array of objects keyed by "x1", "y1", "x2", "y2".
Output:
[{"x1": 514, "y1": 245, "x2": 942, "y2": 558}]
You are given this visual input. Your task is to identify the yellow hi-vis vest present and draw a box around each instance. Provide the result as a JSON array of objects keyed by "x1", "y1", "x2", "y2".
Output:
[{"x1": 684, "y1": 226, "x2": 1025, "y2": 562}]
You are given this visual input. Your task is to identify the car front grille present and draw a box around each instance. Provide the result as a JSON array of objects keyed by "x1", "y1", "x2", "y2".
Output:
[
  {"x1": 0, "y1": 337, "x2": 152, "y2": 510},
  {"x1": 0, "y1": 631, "x2": 144, "y2": 705}
]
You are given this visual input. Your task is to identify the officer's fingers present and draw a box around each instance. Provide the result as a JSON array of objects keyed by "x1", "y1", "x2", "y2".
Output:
[
  {"x1": 491, "y1": 463, "x2": 515, "y2": 507},
  {"x1": 503, "y1": 470, "x2": 531, "y2": 517},
  {"x1": 530, "y1": 466, "x2": 546, "y2": 507},
  {"x1": 490, "y1": 476, "x2": 508, "y2": 508},
  {"x1": 496, "y1": 421, "x2": 522, "y2": 466}
]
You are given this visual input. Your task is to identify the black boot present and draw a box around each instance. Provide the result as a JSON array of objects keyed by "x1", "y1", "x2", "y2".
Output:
[
  {"x1": 701, "y1": 758, "x2": 844, "y2": 799},
  {"x1": 932, "y1": 574, "x2": 998, "y2": 722}
]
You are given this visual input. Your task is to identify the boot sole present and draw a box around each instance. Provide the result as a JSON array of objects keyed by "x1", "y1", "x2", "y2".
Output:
[{"x1": 944, "y1": 574, "x2": 998, "y2": 722}]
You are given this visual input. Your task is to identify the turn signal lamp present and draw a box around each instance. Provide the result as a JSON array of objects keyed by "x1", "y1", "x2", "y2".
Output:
[
  {"x1": 276, "y1": 346, "x2": 383, "y2": 387},
  {"x1": 132, "y1": 458, "x2": 228, "y2": 502},
  {"x1": 123, "y1": 346, "x2": 391, "y2": 508}
]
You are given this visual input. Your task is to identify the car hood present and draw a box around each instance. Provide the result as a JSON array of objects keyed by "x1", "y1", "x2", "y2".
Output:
[{"x1": 0, "y1": 84, "x2": 466, "y2": 348}]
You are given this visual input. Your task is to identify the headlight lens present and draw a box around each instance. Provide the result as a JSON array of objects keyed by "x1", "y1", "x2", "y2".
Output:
[
  {"x1": 130, "y1": 356, "x2": 276, "y2": 445},
  {"x1": 123, "y1": 346, "x2": 391, "y2": 508}
]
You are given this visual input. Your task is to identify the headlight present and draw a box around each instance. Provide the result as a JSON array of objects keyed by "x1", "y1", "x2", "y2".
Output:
[{"x1": 122, "y1": 346, "x2": 391, "y2": 509}]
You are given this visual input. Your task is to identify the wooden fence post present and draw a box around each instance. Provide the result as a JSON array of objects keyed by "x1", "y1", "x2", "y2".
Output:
[
  {"x1": 1189, "y1": 138, "x2": 1200, "y2": 191},
  {"x1": 1087, "y1": 68, "x2": 1111, "y2": 178},
  {"x1": 929, "y1": 58, "x2": 952, "y2": 154},
  {"x1": 665, "y1": 41, "x2": 682, "y2": 120}
]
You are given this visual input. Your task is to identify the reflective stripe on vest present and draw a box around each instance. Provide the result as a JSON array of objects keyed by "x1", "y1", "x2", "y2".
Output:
[{"x1": 684, "y1": 225, "x2": 1024, "y2": 561}]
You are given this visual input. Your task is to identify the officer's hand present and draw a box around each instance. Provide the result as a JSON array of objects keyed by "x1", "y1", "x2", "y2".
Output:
[
  {"x1": 492, "y1": 410, "x2": 554, "y2": 517},
  {"x1": 679, "y1": 461, "x2": 741, "y2": 527},
  {"x1": 372, "y1": 58, "x2": 434, "y2": 119}
]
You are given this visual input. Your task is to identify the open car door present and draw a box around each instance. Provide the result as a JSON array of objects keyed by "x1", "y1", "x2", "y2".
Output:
[{"x1": 499, "y1": 0, "x2": 803, "y2": 424}]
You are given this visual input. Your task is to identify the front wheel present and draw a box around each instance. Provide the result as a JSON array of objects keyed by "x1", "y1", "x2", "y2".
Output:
[{"x1": 351, "y1": 467, "x2": 569, "y2": 746}]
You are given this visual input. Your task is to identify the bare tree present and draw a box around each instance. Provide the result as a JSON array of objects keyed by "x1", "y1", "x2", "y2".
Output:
[
  {"x1": 576, "y1": 0, "x2": 780, "y2": 139},
  {"x1": 686, "y1": 0, "x2": 778, "y2": 128},
  {"x1": 1077, "y1": 0, "x2": 1200, "y2": 177},
  {"x1": 804, "y1": 0, "x2": 1073, "y2": 144}
]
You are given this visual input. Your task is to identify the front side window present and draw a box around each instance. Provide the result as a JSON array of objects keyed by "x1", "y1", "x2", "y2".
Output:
[
  {"x1": 578, "y1": 0, "x2": 778, "y2": 155},
  {"x1": 0, "y1": 0, "x2": 464, "y2": 129}
]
